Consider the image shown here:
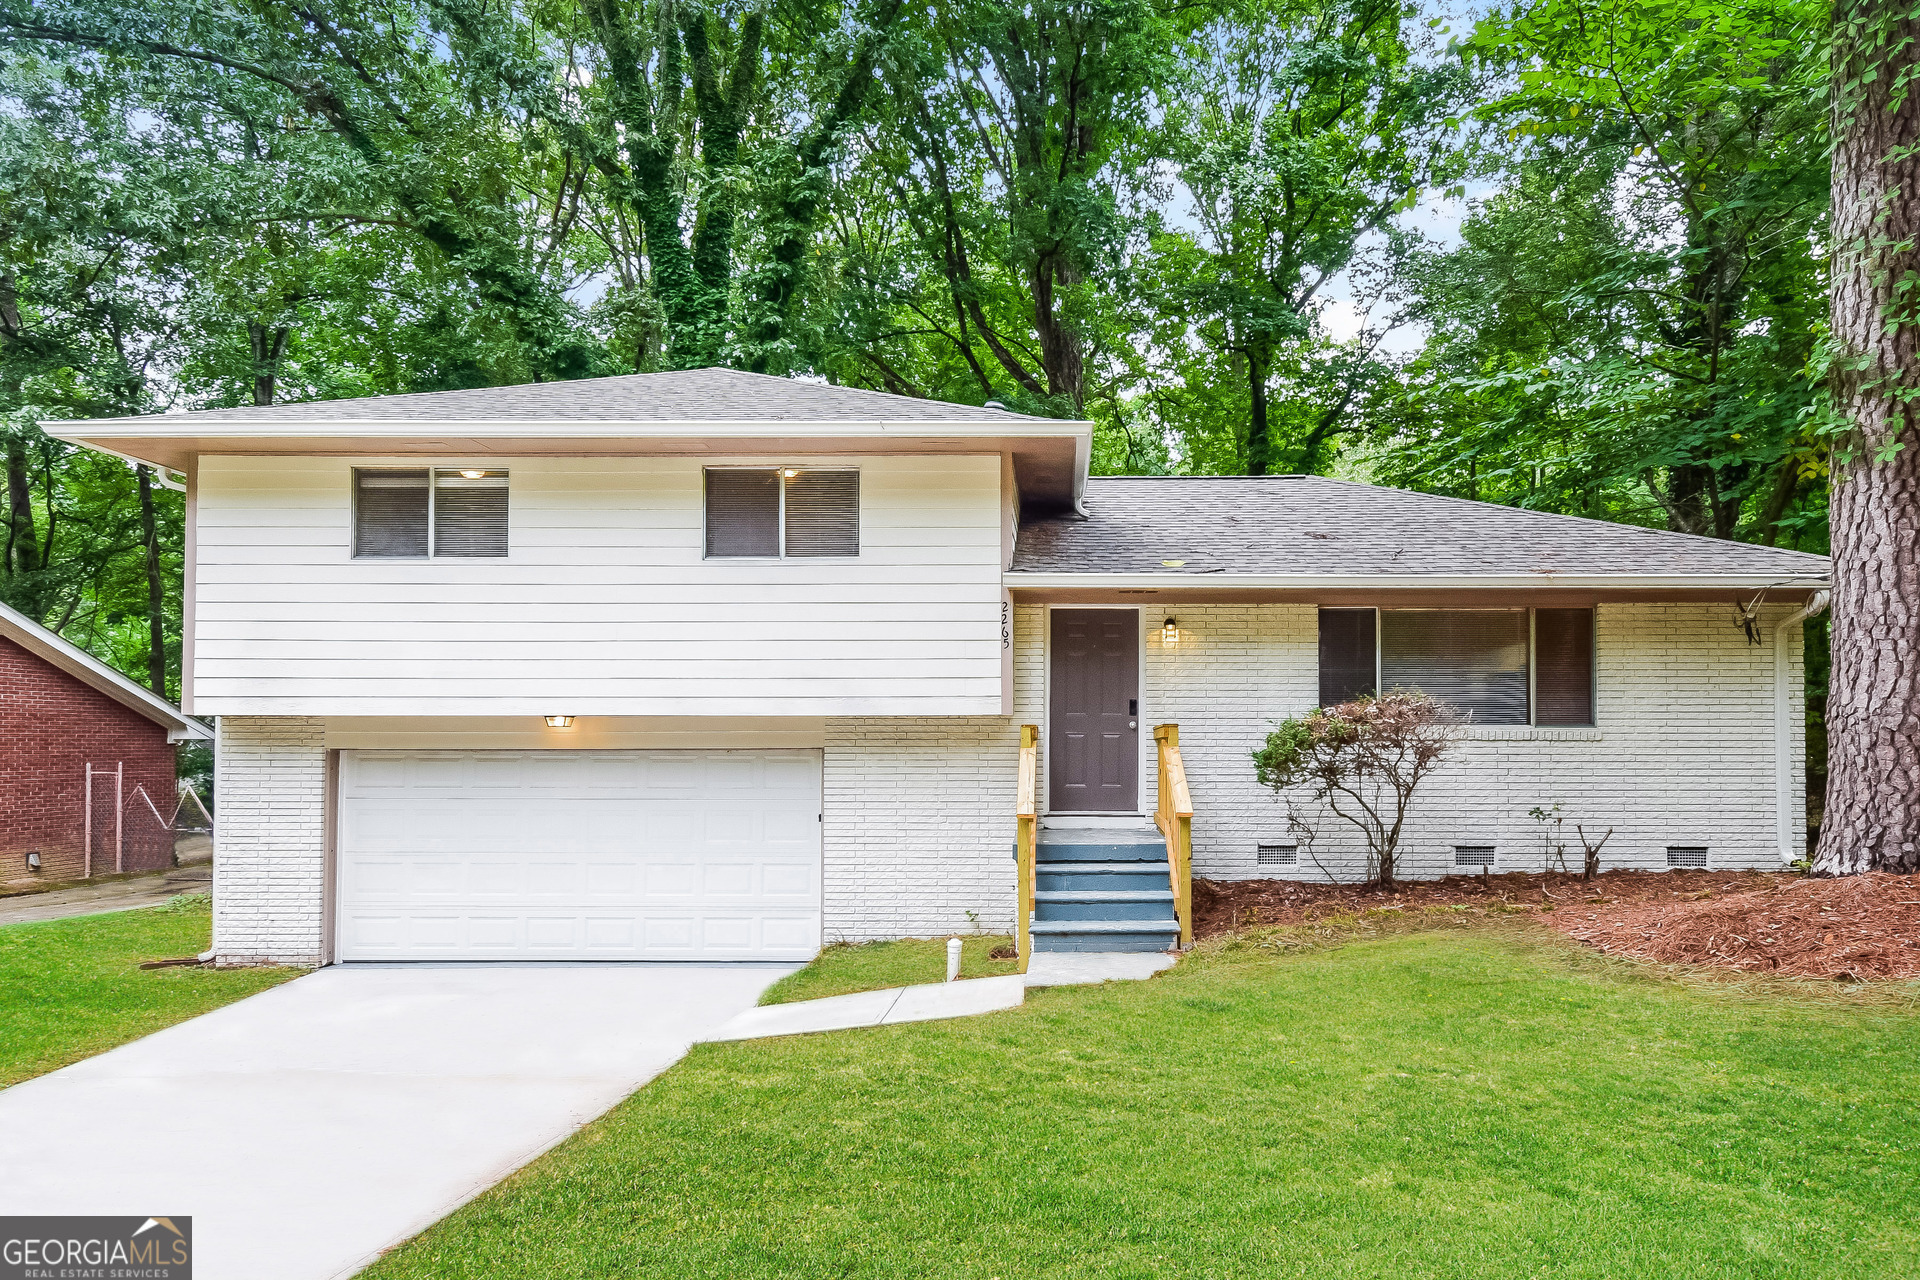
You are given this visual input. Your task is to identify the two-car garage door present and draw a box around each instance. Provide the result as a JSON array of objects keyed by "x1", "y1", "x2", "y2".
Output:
[{"x1": 335, "y1": 749, "x2": 822, "y2": 962}]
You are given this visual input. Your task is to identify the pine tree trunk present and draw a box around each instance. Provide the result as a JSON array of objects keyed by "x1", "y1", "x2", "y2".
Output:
[{"x1": 1814, "y1": 0, "x2": 1920, "y2": 875}]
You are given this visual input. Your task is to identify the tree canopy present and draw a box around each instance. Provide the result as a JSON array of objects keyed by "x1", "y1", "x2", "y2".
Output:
[{"x1": 0, "y1": 0, "x2": 1838, "y2": 703}]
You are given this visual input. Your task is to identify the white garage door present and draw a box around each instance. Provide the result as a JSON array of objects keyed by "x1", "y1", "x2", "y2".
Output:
[{"x1": 336, "y1": 750, "x2": 822, "y2": 962}]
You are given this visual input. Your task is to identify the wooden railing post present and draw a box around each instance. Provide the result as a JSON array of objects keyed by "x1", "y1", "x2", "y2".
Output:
[
  {"x1": 1015, "y1": 723, "x2": 1039, "y2": 970},
  {"x1": 1153, "y1": 724, "x2": 1194, "y2": 949}
]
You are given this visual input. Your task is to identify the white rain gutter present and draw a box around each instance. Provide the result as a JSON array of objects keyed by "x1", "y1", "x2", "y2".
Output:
[{"x1": 1776, "y1": 590, "x2": 1830, "y2": 864}]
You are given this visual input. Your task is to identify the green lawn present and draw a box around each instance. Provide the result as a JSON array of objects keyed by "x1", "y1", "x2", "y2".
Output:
[
  {"x1": 0, "y1": 896, "x2": 295, "y2": 1088},
  {"x1": 365, "y1": 925, "x2": 1920, "y2": 1279},
  {"x1": 759, "y1": 933, "x2": 1020, "y2": 1004}
]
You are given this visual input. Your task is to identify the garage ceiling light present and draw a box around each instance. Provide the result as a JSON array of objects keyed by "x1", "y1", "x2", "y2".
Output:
[{"x1": 544, "y1": 715, "x2": 574, "y2": 728}]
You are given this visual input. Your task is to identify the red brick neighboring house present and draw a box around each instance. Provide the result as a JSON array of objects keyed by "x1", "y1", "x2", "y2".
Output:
[{"x1": 1, "y1": 600, "x2": 210, "y2": 884}]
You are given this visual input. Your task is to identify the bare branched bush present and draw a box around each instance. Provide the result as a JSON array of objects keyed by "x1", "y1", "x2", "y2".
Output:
[{"x1": 1253, "y1": 692, "x2": 1455, "y2": 888}]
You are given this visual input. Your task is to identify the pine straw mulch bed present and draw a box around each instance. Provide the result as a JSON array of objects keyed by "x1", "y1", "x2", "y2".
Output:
[{"x1": 1192, "y1": 869, "x2": 1920, "y2": 982}]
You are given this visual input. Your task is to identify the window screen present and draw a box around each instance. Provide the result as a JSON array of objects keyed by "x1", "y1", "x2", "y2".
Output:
[
  {"x1": 354, "y1": 470, "x2": 429, "y2": 558},
  {"x1": 1318, "y1": 608, "x2": 1377, "y2": 706},
  {"x1": 1381, "y1": 610, "x2": 1529, "y2": 726},
  {"x1": 705, "y1": 469, "x2": 780, "y2": 557},
  {"x1": 1534, "y1": 608, "x2": 1595, "y2": 726},
  {"x1": 432, "y1": 470, "x2": 508, "y2": 557},
  {"x1": 784, "y1": 469, "x2": 859, "y2": 556}
]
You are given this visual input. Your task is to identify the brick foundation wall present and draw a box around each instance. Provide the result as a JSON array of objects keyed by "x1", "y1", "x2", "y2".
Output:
[
  {"x1": 213, "y1": 716, "x2": 327, "y2": 965},
  {"x1": 0, "y1": 637, "x2": 178, "y2": 882}
]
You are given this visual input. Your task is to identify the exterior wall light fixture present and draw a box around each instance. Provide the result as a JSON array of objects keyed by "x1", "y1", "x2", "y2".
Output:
[
  {"x1": 544, "y1": 715, "x2": 575, "y2": 729},
  {"x1": 1160, "y1": 617, "x2": 1181, "y2": 645}
]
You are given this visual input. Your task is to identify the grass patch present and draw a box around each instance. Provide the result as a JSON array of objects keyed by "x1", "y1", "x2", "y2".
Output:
[
  {"x1": 759, "y1": 934, "x2": 1020, "y2": 1005},
  {"x1": 0, "y1": 895, "x2": 296, "y2": 1088},
  {"x1": 366, "y1": 928, "x2": 1919, "y2": 1279}
]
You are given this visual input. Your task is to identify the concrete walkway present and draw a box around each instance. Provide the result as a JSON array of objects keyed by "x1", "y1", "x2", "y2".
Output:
[
  {"x1": 0, "y1": 863, "x2": 213, "y2": 926},
  {"x1": 1024, "y1": 951, "x2": 1177, "y2": 987},
  {"x1": 0, "y1": 963, "x2": 791, "y2": 1280},
  {"x1": 703, "y1": 974, "x2": 1028, "y2": 1041},
  {"x1": 703, "y1": 951, "x2": 1179, "y2": 1043}
]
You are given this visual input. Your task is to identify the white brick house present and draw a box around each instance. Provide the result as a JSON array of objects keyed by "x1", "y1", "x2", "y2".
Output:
[{"x1": 59, "y1": 370, "x2": 1831, "y2": 966}]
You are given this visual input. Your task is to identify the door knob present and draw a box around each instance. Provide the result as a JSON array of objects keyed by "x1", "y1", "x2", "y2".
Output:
[{"x1": 1129, "y1": 720, "x2": 1137, "y2": 729}]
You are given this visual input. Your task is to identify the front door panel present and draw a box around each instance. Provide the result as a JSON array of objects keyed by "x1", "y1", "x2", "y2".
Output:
[{"x1": 1049, "y1": 609, "x2": 1139, "y2": 812}]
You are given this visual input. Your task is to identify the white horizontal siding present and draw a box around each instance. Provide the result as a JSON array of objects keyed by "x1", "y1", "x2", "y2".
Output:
[{"x1": 193, "y1": 454, "x2": 1006, "y2": 716}]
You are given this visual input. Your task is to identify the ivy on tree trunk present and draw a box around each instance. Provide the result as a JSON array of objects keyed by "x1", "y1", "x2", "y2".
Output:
[{"x1": 1815, "y1": 0, "x2": 1920, "y2": 875}]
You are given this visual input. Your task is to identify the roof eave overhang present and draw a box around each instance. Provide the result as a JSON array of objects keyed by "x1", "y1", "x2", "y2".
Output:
[
  {"x1": 0, "y1": 606, "x2": 210, "y2": 739},
  {"x1": 49, "y1": 418, "x2": 1095, "y2": 512},
  {"x1": 1004, "y1": 571, "x2": 1832, "y2": 592}
]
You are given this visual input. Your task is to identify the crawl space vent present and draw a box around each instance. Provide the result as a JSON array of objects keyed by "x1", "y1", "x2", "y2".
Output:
[
  {"x1": 1666, "y1": 846, "x2": 1710, "y2": 869},
  {"x1": 1257, "y1": 844, "x2": 1298, "y2": 866},
  {"x1": 1454, "y1": 846, "x2": 1496, "y2": 868}
]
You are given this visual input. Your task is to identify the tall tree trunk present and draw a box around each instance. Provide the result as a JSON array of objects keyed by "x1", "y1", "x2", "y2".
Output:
[
  {"x1": 1245, "y1": 347, "x2": 1272, "y2": 475},
  {"x1": 1814, "y1": 0, "x2": 1920, "y2": 876},
  {"x1": 137, "y1": 465, "x2": 167, "y2": 696},
  {"x1": 248, "y1": 322, "x2": 289, "y2": 406},
  {"x1": 4, "y1": 432, "x2": 36, "y2": 576},
  {"x1": 1030, "y1": 250, "x2": 1084, "y2": 410}
]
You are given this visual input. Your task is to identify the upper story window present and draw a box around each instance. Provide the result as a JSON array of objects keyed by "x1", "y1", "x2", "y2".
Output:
[
  {"x1": 705, "y1": 467, "x2": 859, "y2": 558},
  {"x1": 1317, "y1": 606, "x2": 1595, "y2": 727},
  {"x1": 353, "y1": 468, "x2": 509, "y2": 559}
]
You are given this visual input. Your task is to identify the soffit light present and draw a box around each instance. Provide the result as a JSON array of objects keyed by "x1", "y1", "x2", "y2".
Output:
[
  {"x1": 459, "y1": 469, "x2": 487, "y2": 479},
  {"x1": 544, "y1": 715, "x2": 575, "y2": 728}
]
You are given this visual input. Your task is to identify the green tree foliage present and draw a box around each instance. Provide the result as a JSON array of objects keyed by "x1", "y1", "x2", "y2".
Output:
[
  {"x1": 0, "y1": 0, "x2": 1843, "y2": 703},
  {"x1": 1142, "y1": 0, "x2": 1474, "y2": 474},
  {"x1": 1369, "y1": 0, "x2": 1830, "y2": 545}
]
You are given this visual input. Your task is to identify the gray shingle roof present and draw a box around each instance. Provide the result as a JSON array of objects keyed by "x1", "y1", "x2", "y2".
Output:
[
  {"x1": 1011, "y1": 476, "x2": 1830, "y2": 579},
  {"x1": 106, "y1": 368, "x2": 1056, "y2": 425}
]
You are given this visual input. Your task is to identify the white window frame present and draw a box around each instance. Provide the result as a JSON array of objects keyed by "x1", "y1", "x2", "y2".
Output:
[
  {"x1": 702, "y1": 465, "x2": 859, "y2": 560},
  {"x1": 351, "y1": 466, "x2": 510, "y2": 561}
]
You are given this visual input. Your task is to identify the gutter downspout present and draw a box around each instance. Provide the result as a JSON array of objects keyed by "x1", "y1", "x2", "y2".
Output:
[{"x1": 1776, "y1": 591, "x2": 1830, "y2": 865}]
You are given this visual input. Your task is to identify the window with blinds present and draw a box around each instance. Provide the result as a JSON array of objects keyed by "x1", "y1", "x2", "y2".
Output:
[
  {"x1": 784, "y1": 469, "x2": 859, "y2": 556},
  {"x1": 1318, "y1": 608, "x2": 1377, "y2": 706},
  {"x1": 1381, "y1": 609, "x2": 1531, "y2": 725},
  {"x1": 1316, "y1": 606, "x2": 1596, "y2": 727},
  {"x1": 353, "y1": 469, "x2": 509, "y2": 559},
  {"x1": 1534, "y1": 608, "x2": 1596, "y2": 726},
  {"x1": 705, "y1": 469, "x2": 781, "y2": 557},
  {"x1": 705, "y1": 468, "x2": 859, "y2": 558}
]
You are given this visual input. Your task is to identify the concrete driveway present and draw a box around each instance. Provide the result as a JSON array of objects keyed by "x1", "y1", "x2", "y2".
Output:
[{"x1": 0, "y1": 963, "x2": 792, "y2": 1279}]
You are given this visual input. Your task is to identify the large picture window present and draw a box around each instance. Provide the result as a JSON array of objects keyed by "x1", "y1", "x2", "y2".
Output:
[
  {"x1": 705, "y1": 468, "x2": 859, "y2": 558},
  {"x1": 353, "y1": 468, "x2": 508, "y2": 559},
  {"x1": 1316, "y1": 607, "x2": 1595, "y2": 727}
]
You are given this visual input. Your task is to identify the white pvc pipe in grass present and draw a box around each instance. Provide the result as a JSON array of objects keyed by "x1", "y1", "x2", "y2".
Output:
[{"x1": 947, "y1": 937, "x2": 962, "y2": 982}]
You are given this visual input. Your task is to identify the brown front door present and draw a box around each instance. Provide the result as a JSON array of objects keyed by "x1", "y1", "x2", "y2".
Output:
[{"x1": 1049, "y1": 609, "x2": 1139, "y2": 812}]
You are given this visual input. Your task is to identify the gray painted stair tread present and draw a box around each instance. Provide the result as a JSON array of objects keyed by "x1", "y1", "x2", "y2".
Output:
[
  {"x1": 1033, "y1": 890, "x2": 1174, "y2": 902},
  {"x1": 1037, "y1": 828, "x2": 1164, "y2": 845},
  {"x1": 1029, "y1": 920, "x2": 1180, "y2": 934},
  {"x1": 1035, "y1": 861, "x2": 1170, "y2": 873}
]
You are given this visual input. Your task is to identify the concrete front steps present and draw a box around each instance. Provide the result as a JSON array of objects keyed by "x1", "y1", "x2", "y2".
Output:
[{"x1": 1030, "y1": 821, "x2": 1179, "y2": 953}]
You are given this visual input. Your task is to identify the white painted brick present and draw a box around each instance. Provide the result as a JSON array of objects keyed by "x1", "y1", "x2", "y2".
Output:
[
  {"x1": 1144, "y1": 602, "x2": 1802, "y2": 881},
  {"x1": 212, "y1": 716, "x2": 326, "y2": 965},
  {"x1": 210, "y1": 602, "x2": 1805, "y2": 950}
]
